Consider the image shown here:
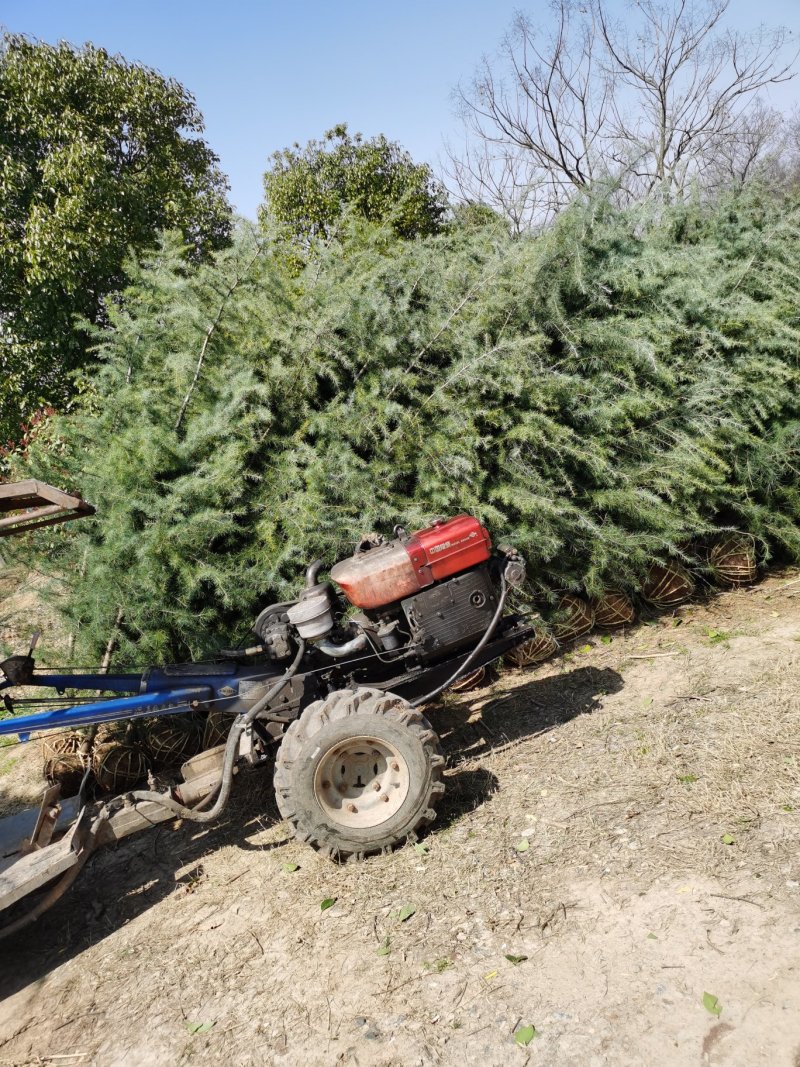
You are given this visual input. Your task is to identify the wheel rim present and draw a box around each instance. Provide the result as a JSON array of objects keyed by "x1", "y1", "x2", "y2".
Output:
[{"x1": 313, "y1": 735, "x2": 411, "y2": 829}]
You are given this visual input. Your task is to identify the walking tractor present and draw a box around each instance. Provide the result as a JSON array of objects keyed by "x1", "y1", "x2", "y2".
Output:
[{"x1": 0, "y1": 493, "x2": 536, "y2": 934}]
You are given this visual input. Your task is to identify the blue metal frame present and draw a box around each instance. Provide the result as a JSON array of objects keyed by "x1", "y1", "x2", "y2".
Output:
[
  {"x1": 28, "y1": 673, "x2": 144, "y2": 694},
  {"x1": 0, "y1": 686, "x2": 212, "y2": 741},
  {"x1": 0, "y1": 660, "x2": 279, "y2": 740}
]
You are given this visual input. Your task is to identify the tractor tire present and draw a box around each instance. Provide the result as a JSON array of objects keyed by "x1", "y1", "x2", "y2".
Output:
[{"x1": 274, "y1": 687, "x2": 445, "y2": 860}]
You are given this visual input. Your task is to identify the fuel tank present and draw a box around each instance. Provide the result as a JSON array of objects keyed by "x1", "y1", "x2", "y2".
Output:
[{"x1": 330, "y1": 515, "x2": 492, "y2": 610}]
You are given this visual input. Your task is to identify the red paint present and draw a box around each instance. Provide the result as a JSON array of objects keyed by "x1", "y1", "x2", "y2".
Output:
[{"x1": 405, "y1": 515, "x2": 491, "y2": 585}]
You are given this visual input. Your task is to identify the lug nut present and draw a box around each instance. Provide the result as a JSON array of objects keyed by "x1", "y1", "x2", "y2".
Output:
[
  {"x1": 380, "y1": 794, "x2": 389, "y2": 803},
  {"x1": 373, "y1": 782, "x2": 381, "y2": 791},
  {"x1": 346, "y1": 803, "x2": 358, "y2": 814},
  {"x1": 391, "y1": 761, "x2": 399, "y2": 772}
]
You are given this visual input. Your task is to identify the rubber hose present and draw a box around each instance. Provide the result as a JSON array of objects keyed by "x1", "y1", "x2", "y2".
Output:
[
  {"x1": 127, "y1": 639, "x2": 306, "y2": 824},
  {"x1": 409, "y1": 574, "x2": 508, "y2": 708}
]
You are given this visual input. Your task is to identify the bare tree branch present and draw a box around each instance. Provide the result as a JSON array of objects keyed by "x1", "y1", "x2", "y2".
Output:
[{"x1": 447, "y1": 0, "x2": 798, "y2": 224}]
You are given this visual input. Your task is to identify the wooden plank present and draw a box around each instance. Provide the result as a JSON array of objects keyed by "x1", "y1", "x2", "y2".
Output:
[
  {"x1": 0, "y1": 797, "x2": 80, "y2": 860},
  {"x1": 0, "y1": 480, "x2": 81, "y2": 511},
  {"x1": 0, "y1": 836, "x2": 78, "y2": 912},
  {"x1": 101, "y1": 800, "x2": 177, "y2": 843},
  {"x1": 0, "y1": 479, "x2": 41, "y2": 508},
  {"x1": 0, "y1": 480, "x2": 94, "y2": 515}
]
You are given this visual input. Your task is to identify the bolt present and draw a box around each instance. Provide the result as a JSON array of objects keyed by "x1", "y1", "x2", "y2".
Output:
[
  {"x1": 346, "y1": 803, "x2": 358, "y2": 814},
  {"x1": 380, "y1": 794, "x2": 389, "y2": 803},
  {"x1": 373, "y1": 782, "x2": 381, "y2": 791},
  {"x1": 391, "y1": 761, "x2": 400, "y2": 772}
]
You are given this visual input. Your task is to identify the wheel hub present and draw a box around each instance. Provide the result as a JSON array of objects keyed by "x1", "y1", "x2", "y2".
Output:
[{"x1": 314, "y1": 735, "x2": 410, "y2": 829}]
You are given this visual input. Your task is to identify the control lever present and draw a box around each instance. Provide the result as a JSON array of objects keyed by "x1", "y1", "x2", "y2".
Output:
[{"x1": 0, "y1": 631, "x2": 41, "y2": 689}]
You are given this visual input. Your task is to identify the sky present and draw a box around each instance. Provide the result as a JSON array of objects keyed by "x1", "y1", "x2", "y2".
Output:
[{"x1": 2, "y1": 0, "x2": 798, "y2": 220}]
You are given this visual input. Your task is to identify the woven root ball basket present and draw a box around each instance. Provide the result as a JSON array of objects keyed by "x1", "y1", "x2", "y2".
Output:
[
  {"x1": 642, "y1": 561, "x2": 695, "y2": 608},
  {"x1": 504, "y1": 627, "x2": 560, "y2": 668},
  {"x1": 92, "y1": 740, "x2": 150, "y2": 793},
  {"x1": 202, "y1": 710, "x2": 230, "y2": 750},
  {"x1": 592, "y1": 589, "x2": 636, "y2": 629},
  {"x1": 41, "y1": 732, "x2": 89, "y2": 795},
  {"x1": 709, "y1": 533, "x2": 758, "y2": 587},
  {"x1": 143, "y1": 716, "x2": 203, "y2": 769},
  {"x1": 448, "y1": 665, "x2": 487, "y2": 693},
  {"x1": 552, "y1": 593, "x2": 595, "y2": 641}
]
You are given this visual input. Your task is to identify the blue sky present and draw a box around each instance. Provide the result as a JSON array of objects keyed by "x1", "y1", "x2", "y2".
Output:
[{"x1": 2, "y1": 1, "x2": 798, "y2": 219}]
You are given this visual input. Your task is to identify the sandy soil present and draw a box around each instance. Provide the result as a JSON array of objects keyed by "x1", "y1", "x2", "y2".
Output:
[{"x1": 0, "y1": 572, "x2": 799, "y2": 1066}]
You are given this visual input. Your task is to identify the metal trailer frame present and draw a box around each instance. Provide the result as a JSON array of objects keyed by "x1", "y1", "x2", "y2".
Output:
[{"x1": 0, "y1": 480, "x2": 95, "y2": 537}]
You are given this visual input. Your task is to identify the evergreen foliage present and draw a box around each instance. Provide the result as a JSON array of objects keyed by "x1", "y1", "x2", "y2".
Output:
[{"x1": 14, "y1": 189, "x2": 800, "y2": 665}]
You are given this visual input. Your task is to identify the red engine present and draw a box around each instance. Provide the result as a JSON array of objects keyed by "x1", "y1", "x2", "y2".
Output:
[{"x1": 330, "y1": 515, "x2": 492, "y2": 610}]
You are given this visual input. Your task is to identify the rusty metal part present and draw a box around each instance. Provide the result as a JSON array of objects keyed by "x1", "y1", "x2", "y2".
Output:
[
  {"x1": 0, "y1": 479, "x2": 95, "y2": 537},
  {"x1": 174, "y1": 744, "x2": 225, "y2": 807}
]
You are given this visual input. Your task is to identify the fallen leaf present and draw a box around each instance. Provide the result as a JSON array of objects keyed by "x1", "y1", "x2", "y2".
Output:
[
  {"x1": 514, "y1": 1024, "x2": 538, "y2": 1045},
  {"x1": 185, "y1": 1021, "x2": 215, "y2": 1035},
  {"x1": 376, "y1": 945, "x2": 391, "y2": 956},
  {"x1": 721, "y1": 833, "x2": 735, "y2": 845},
  {"x1": 515, "y1": 838, "x2": 530, "y2": 853},
  {"x1": 397, "y1": 904, "x2": 416, "y2": 922},
  {"x1": 646, "y1": 933, "x2": 658, "y2": 940},
  {"x1": 703, "y1": 992, "x2": 722, "y2": 1017},
  {"x1": 484, "y1": 970, "x2": 498, "y2": 981},
  {"x1": 600, "y1": 635, "x2": 612, "y2": 645},
  {"x1": 578, "y1": 643, "x2": 592, "y2": 654},
  {"x1": 320, "y1": 897, "x2": 337, "y2": 911},
  {"x1": 505, "y1": 954, "x2": 528, "y2": 965},
  {"x1": 282, "y1": 862, "x2": 299, "y2": 873}
]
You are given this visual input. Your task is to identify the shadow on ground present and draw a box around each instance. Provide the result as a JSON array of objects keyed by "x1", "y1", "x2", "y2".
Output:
[{"x1": 0, "y1": 663, "x2": 622, "y2": 996}]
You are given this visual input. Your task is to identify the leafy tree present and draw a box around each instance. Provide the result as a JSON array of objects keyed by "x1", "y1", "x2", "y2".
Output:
[
  {"x1": 260, "y1": 124, "x2": 448, "y2": 255},
  {"x1": 0, "y1": 34, "x2": 232, "y2": 446}
]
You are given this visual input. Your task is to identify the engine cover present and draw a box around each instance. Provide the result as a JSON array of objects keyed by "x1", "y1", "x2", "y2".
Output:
[{"x1": 401, "y1": 566, "x2": 497, "y2": 659}]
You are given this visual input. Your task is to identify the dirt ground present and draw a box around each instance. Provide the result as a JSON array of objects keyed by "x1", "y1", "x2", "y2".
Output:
[{"x1": 0, "y1": 571, "x2": 799, "y2": 1066}]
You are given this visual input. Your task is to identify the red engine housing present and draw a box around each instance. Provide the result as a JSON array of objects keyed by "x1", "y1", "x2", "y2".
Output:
[
  {"x1": 330, "y1": 515, "x2": 492, "y2": 610},
  {"x1": 405, "y1": 515, "x2": 492, "y2": 586}
]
